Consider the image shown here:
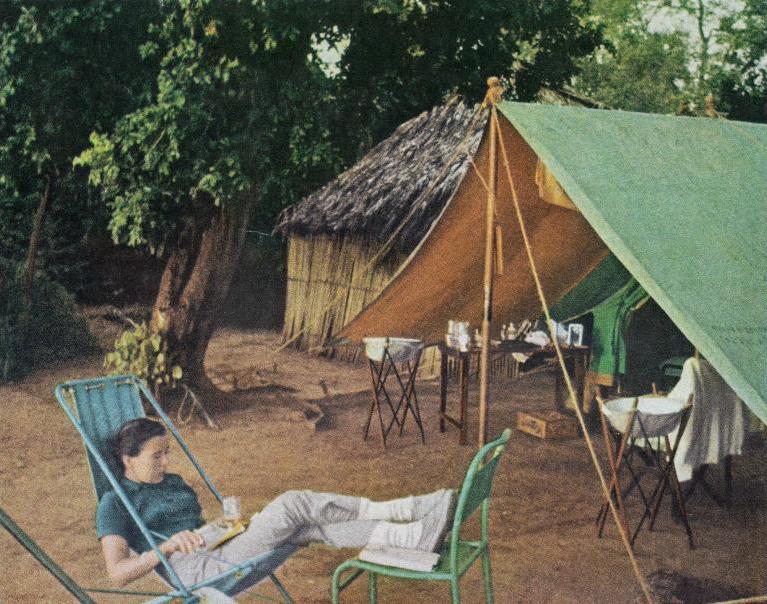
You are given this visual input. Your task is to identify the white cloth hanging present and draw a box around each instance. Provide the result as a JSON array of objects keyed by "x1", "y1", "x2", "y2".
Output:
[{"x1": 667, "y1": 357, "x2": 746, "y2": 482}]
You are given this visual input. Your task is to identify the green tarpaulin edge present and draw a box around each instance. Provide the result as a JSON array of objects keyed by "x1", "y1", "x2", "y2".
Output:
[{"x1": 498, "y1": 102, "x2": 767, "y2": 425}]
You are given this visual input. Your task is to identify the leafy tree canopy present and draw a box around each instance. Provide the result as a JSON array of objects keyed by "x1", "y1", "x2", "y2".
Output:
[
  {"x1": 714, "y1": 0, "x2": 767, "y2": 121},
  {"x1": 0, "y1": 0, "x2": 161, "y2": 284},
  {"x1": 573, "y1": 0, "x2": 692, "y2": 112},
  {"x1": 77, "y1": 0, "x2": 604, "y2": 245},
  {"x1": 574, "y1": 0, "x2": 767, "y2": 120}
]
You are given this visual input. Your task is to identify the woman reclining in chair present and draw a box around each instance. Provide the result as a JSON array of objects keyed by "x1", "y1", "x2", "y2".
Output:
[{"x1": 99, "y1": 418, "x2": 455, "y2": 587}]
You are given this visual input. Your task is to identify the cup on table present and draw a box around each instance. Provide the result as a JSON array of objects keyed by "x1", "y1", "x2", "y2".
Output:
[{"x1": 222, "y1": 495, "x2": 241, "y2": 524}]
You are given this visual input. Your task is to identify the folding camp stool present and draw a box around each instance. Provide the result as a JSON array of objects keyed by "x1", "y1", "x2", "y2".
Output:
[
  {"x1": 362, "y1": 337, "x2": 425, "y2": 446},
  {"x1": 596, "y1": 394, "x2": 694, "y2": 549}
]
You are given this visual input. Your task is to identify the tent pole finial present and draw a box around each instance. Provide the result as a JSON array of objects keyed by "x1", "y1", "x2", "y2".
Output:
[{"x1": 482, "y1": 76, "x2": 504, "y2": 108}]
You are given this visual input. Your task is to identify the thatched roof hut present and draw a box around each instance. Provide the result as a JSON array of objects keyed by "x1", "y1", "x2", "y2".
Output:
[
  {"x1": 274, "y1": 89, "x2": 599, "y2": 364},
  {"x1": 274, "y1": 100, "x2": 485, "y2": 363}
]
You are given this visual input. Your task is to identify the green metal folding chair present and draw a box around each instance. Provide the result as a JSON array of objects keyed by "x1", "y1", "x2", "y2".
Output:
[
  {"x1": 55, "y1": 374, "x2": 297, "y2": 604},
  {"x1": 331, "y1": 428, "x2": 511, "y2": 603}
]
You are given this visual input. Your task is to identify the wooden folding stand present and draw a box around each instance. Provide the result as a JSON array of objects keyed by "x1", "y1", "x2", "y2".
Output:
[
  {"x1": 363, "y1": 339, "x2": 424, "y2": 447},
  {"x1": 596, "y1": 395, "x2": 694, "y2": 549}
]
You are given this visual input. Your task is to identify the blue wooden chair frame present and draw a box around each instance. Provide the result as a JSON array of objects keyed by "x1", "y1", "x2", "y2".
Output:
[
  {"x1": 55, "y1": 374, "x2": 297, "y2": 604},
  {"x1": 331, "y1": 428, "x2": 511, "y2": 603}
]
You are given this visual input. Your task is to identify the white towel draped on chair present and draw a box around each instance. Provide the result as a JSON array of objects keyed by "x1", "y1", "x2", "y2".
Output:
[{"x1": 667, "y1": 358, "x2": 746, "y2": 482}]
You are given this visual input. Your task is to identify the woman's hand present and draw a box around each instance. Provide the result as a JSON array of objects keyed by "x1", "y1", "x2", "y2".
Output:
[{"x1": 163, "y1": 529, "x2": 205, "y2": 555}]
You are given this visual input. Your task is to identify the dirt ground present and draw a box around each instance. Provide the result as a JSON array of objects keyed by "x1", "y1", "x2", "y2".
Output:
[{"x1": 1, "y1": 325, "x2": 766, "y2": 603}]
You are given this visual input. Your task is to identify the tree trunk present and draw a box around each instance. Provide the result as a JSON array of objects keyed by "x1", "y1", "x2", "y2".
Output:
[
  {"x1": 24, "y1": 175, "x2": 54, "y2": 292},
  {"x1": 151, "y1": 191, "x2": 255, "y2": 408}
]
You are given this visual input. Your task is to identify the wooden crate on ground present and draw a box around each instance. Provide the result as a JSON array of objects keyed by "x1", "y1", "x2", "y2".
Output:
[{"x1": 516, "y1": 410, "x2": 579, "y2": 440}]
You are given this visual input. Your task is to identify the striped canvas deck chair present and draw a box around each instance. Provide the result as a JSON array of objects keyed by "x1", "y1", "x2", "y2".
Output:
[{"x1": 55, "y1": 374, "x2": 297, "y2": 604}]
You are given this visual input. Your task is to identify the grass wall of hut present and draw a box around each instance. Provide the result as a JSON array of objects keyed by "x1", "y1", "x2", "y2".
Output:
[{"x1": 282, "y1": 233, "x2": 442, "y2": 374}]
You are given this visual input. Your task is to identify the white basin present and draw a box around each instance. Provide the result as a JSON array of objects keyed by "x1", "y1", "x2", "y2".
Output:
[
  {"x1": 363, "y1": 337, "x2": 423, "y2": 364},
  {"x1": 603, "y1": 396, "x2": 690, "y2": 438}
]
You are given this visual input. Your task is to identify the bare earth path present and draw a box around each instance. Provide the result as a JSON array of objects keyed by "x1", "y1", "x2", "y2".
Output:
[{"x1": 1, "y1": 328, "x2": 765, "y2": 603}]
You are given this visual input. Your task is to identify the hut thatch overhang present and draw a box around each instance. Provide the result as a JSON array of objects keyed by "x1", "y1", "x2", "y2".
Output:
[
  {"x1": 274, "y1": 99, "x2": 486, "y2": 254},
  {"x1": 274, "y1": 100, "x2": 486, "y2": 362}
]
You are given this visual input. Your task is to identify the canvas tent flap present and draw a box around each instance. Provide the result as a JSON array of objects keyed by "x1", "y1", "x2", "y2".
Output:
[
  {"x1": 497, "y1": 102, "x2": 767, "y2": 424},
  {"x1": 337, "y1": 119, "x2": 610, "y2": 348},
  {"x1": 536, "y1": 159, "x2": 577, "y2": 210},
  {"x1": 550, "y1": 253, "x2": 634, "y2": 322},
  {"x1": 588, "y1": 279, "x2": 648, "y2": 382}
]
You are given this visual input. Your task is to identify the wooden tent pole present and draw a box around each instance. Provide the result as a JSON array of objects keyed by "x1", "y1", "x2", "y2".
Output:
[{"x1": 478, "y1": 77, "x2": 503, "y2": 447}]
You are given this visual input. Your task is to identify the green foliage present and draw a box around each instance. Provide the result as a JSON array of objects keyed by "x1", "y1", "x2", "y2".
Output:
[
  {"x1": 0, "y1": 1, "x2": 161, "y2": 289},
  {"x1": 104, "y1": 321, "x2": 183, "y2": 391},
  {"x1": 34, "y1": 0, "x2": 604, "y2": 381},
  {"x1": 575, "y1": 0, "x2": 767, "y2": 119},
  {"x1": 573, "y1": 0, "x2": 691, "y2": 112},
  {"x1": 714, "y1": 0, "x2": 767, "y2": 121},
  {"x1": 575, "y1": 28, "x2": 689, "y2": 112},
  {"x1": 77, "y1": 0, "x2": 604, "y2": 246},
  {"x1": 0, "y1": 258, "x2": 96, "y2": 383},
  {"x1": 325, "y1": 1, "x2": 604, "y2": 167},
  {"x1": 76, "y1": 0, "x2": 271, "y2": 250}
]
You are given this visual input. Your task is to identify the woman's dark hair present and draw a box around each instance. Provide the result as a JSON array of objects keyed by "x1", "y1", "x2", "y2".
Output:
[{"x1": 114, "y1": 418, "x2": 166, "y2": 470}]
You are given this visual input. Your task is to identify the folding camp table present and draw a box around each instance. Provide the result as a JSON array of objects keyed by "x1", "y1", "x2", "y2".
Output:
[
  {"x1": 438, "y1": 340, "x2": 541, "y2": 445},
  {"x1": 596, "y1": 394, "x2": 694, "y2": 549},
  {"x1": 363, "y1": 337, "x2": 424, "y2": 446}
]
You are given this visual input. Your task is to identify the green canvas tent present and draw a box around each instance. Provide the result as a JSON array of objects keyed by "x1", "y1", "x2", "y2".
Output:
[{"x1": 338, "y1": 103, "x2": 767, "y2": 424}]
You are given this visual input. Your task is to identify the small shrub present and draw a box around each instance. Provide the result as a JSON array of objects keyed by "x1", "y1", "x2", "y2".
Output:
[
  {"x1": 0, "y1": 258, "x2": 96, "y2": 382},
  {"x1": 104, "y1": 320, "x2": 182, "y2": 394}
]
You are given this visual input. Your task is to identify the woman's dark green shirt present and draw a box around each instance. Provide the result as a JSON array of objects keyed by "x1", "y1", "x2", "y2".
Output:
[{"x1": 96, "y1": 473, "x2": 203, "y2": 553}]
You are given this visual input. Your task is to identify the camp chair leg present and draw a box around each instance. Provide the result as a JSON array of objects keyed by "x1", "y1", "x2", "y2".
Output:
[
  {"x1": 411, "y1": 387, "x2": 426, "y2": 443},
  {"x1": 398, "y1": 365, "x2": 425, "y2": 443},
  {"x1": 269, "y1": 573, "x2": 295, "y2": 604},
  {"x1": 368, "y1": 572, "x2": 378, "y2": 603},
  {"x1": 670, "y1": 469, "x2": 694, "y2": 549},
  {"x1": 481, "y1": 549, "x2": 494, "y2": 604},
  {"x1": 647, "y1": 454, "x2": 674, "y2": 532},
  {"x1": 661, "y1": 434, "x2": 694, "y2": 549},
  {"x1": 331, "y1": 565, "x2": 364, "y2": 604},
  {"x1": 450, "y1": 577, "x2": 462, "y2": 603},
  {"x1": 640, "y1": 420, "x2": 694, "y2": 548}
]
